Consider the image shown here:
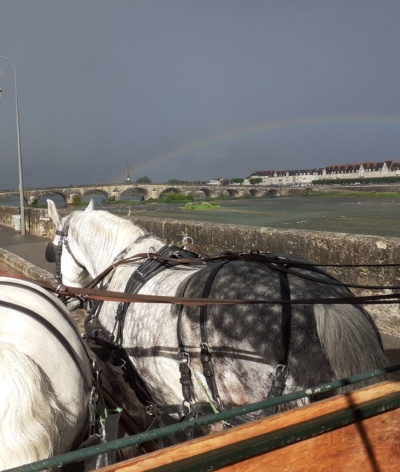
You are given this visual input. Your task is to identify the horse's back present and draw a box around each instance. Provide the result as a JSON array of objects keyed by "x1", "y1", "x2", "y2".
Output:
[
  {"x1": 0, "y1": 277, "x2": 91, "y2": 380},
  {"x1": 0, "y1": 277, "x2": 90, "y2": 462},
  {"x1": 176, "y1": 259, "x2": 388, "y2": 401}
]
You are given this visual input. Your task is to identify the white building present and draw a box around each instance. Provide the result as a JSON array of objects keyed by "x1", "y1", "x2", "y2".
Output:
[
  {"x1": 207, "y1": 178, "x2": 222, "y2": 185},
  {"x1": 244, "y1": 160, "x2": 400, "y2": 185}
]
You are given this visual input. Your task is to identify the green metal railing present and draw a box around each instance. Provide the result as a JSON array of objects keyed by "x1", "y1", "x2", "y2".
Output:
[{"x1": 5, "y1": 363, "x2": 400, "y2": 472}]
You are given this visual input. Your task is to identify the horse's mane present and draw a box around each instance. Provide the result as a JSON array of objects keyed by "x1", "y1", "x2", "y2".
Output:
[
  {"x1": 69, "y1": 210, "x2": 146, "y2": 257},
  {"x1": 0, "y1": 342, "x2": 61, "y2": 467}
]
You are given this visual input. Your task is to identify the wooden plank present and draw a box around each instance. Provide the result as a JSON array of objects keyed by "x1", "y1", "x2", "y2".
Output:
[
  {"x1": 220, "y1": 406, "x2": 400, "y2": 471},
  {"x1": 98, "y1": 380, "x2": 400, "y2": 472}
]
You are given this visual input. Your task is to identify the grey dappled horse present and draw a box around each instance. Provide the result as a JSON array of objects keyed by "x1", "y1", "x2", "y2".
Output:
[{"x1": 46, "y1": 200, "x2": 388, "y2": 431}]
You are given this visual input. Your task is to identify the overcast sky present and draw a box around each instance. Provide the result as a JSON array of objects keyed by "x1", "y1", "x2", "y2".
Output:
[{"x1": 1, "y1": 0, "x2": 400, "y2": 188}]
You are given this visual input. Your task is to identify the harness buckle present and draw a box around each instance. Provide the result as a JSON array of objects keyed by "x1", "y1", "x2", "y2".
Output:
[
  {"x1": 179, "y1": 352, "x2": 191, "y2": 378},
  {"x1": 273, "y1": 364, "x2": 289, "y2": 389},
  {"x1": 180, "y1": 351, "x2": 190, "y2": 362},
  {"x1": 55, "y1": 284, "x2": 66, "y2": 293},
  {"x1": 181, "y1": 400, "x2": 192, "y2": 417},
  {"x1": 91, "y1": 359, "x2": 101, "y2": 382},
  {"x1": 179, "y1": 352, "x2": 192, "y2": 403},
  {"x1": 145, "y1": 404, "x2": 157, "y2": 416},
  {"x1": 275, "y1": 364, "x2": 289, "y2": 376}
]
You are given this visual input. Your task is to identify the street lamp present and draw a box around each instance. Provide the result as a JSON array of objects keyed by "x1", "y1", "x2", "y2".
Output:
[{"x1": 0, "y1": 56, "x2": 25, "y2": 234}]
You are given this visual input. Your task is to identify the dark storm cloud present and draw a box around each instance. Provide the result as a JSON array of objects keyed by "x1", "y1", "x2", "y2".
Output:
[{"x1": 0, "y1": 0, "x2": 400, "y2": 188}]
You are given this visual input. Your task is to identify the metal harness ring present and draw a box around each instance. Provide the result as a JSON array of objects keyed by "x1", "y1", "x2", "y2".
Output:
[
  {"x1": 147, "y1": 246, "x2": 156, "y2": 259},
  {"x1": 182, "y1": 236, "x2": 193, "y2": 247}
]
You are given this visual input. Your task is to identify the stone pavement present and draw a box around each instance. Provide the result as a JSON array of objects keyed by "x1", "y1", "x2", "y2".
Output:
[
  {"x1": 1, "y1": 222, "x2": 400, "y2": 365},
  {"x1": 0, "y1": 223, "x2": 53, "y2": 273}
]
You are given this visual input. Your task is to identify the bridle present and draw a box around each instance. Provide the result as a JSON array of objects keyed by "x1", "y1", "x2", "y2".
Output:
[{"x1": 45, "y1": 216, "x2": 86, "y2": 285}]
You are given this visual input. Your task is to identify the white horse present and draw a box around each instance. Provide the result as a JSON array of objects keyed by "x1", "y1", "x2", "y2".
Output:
[
  {"x1": 46, "y1": 200, "x2": 389, "y2": 432},
  {"x1": 0, "y1": 276, "x2": 91, "y2": 469}
]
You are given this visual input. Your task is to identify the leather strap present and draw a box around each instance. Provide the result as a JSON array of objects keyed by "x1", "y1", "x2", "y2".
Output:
[
  {"x1": 113, "y1": 244, "x2": 199, "y2": 346},
  {"x1": 200, "y1": 261, "x2": 231, "y2": 405},
  {"x1": 259, "y1": 257, "x2": 292, "y2": 418},
  {"x1": 177, "y1": 276, "x2": 196, "y2": 404}
]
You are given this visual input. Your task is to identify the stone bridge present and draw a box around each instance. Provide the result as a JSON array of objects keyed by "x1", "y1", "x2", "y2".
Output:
[{"x1": 0, "y1": 183, "x2": 280, "y2": 205}]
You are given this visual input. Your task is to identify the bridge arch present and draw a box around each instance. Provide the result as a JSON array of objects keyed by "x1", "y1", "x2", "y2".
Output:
[
  {"x1": 122, "y1": 186, "x2": 152, "y2": 200},
  {"x1": 159, "y1": 187, "x2": 184, "y2": 197},
  {"x1": 219, "y1": 189, "x2": 231, "y2": 197},
  {"x1": 119, "y1": 188, "x2": 147, "y2": 202},
  {"x1": 221, "y1": 188, "x2": 239, "y2": 198},
  {"x1": 192, "y1": 189, "x2": 209, "y2": 199},
  {"x1": 0, "y1": 192, "x2": 26, "y2": 205},
  {"x1": 197, "y1": 187, "x2": 215, "y2": 198},
  {"x1": 32, "y1": 191, "x2": 67, "y2": 206},
  {"x1": 81, "y1": 189, "x2": 109, "y2": 205},
  {"x1": 248, "y1": 188, "x2": 264, "y2": 197}
]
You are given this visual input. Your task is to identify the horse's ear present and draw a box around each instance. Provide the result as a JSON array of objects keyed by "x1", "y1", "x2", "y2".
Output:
[
  {"x1": 85, "y1": 198, "x2": 95, "y2": 212},
  {"x1": 47, "y1": 199, "x2": 60, "y2": 227}
]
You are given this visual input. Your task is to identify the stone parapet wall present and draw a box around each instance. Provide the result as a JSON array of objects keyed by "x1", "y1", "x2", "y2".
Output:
[
  {"x1": 0, "y1": 206, "x2": 19, "y2": 228},
  {"x1": 128, "y1": 215, "x2": 400, "y2": 281},
  {"x1": 0, "y1": 206, "x2": 69, "y2": 235},
  {"x1": 1, "y1": 206, "x2": 399, "y2": 336},
  {"x1": 0, "y1": 247, "x2": 53, "y2": 282}
]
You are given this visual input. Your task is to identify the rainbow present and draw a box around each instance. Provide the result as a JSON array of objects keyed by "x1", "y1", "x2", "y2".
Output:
[{"x1": 124, "y1": 114, "x2": 400, "y2": 179}]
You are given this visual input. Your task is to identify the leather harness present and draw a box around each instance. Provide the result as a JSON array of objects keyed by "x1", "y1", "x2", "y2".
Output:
[
  {"x1": 46, "y1": 227, "x2": 343, "y2": 435},
  {"x1": 81, "y1": 242, "x2": 340, "y2": 433},
  {"x1": 84, "y1": 244, "x2": 220, "y2": 434}
]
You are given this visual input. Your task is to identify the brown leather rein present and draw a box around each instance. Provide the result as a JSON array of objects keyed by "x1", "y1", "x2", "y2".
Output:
[{"x1": 4, "y1": 249, "x2": 400, "y2": 307}]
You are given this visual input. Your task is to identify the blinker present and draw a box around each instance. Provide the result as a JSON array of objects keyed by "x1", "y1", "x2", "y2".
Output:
[{"x1": 45, "y1": 242, "x2": 58, "y2": 263}]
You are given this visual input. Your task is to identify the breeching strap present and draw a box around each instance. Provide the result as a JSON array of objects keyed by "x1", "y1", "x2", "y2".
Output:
[
  {"x1": 199, "y1": 260, "x2": 231, "y2": 405},
  {"x1": 177, "y1": 276, "x2": 194, "y2": 406},
  {"x1": 259, "y1": 266, "x2": 291, "y2": 418},
  {"x1": 278, "y1": 269, "x2": 292, "y2": 367}
]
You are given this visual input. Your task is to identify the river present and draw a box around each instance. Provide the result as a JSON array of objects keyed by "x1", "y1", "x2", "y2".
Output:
[
  {"x1": 2, "y1": 194, "x2": 400, "y2": 238},
  {"x1": 108, "y1": 196, "x2": 400, "y2": 238}
]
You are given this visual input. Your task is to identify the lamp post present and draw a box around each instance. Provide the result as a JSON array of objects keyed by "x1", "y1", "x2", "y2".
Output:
[{"x1": 0, "y1": 56, "x2": 25, "y2": 234}]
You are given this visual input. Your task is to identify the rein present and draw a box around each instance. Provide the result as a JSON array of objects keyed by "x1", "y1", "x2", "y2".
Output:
[
  {"x1": 83, "y1": 251, "x2": 400, "y2": 292},
  {"x1": 22, "y1": 277, "x2": 400, "y2": 307}
]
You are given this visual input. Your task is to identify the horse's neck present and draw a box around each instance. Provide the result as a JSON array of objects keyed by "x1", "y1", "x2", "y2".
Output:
[
  {"x1": 73, "y1": 213, "x2": 146, "y2": 276},
  {"x1": 124, "y1": 236, "x2": 164, "y2": 261}
]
